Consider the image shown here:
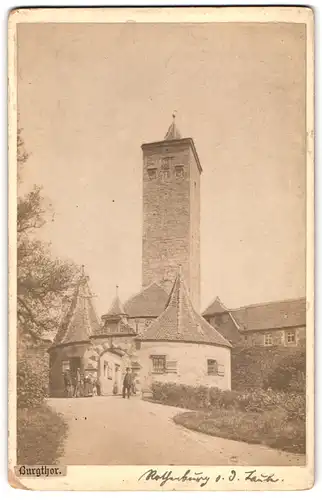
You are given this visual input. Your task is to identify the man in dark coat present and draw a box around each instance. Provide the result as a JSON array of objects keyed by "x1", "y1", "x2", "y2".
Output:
[
  {"x1": 63, "y1": 370, "x2": 72, "y2": 398},
  {"x1": 122, "y1": 368, "x2": 132, "y2": 399}
]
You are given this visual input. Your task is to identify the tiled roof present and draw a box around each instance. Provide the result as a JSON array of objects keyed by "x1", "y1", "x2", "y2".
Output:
[
  {"x1": 124, "y1": 282, "x2": 169, "y2": 318},
  {"x1": 138, "y1": 268, "x2": 231, "y2": 348},
  {"x1": 104, "y1": 295, "x2": 126, "y2": 317},
  {"x1": 203, "y1": 297, "x2": 228, "y2": 316},
  {"x1": 52, "y1": 274, "x2": 101, "y2": 347},
  {"x1": 230, "y1": 298, "x2": 306, "y2": 332}
]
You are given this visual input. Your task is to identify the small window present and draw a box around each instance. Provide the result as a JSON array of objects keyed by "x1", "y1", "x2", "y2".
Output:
[
  {"x1": 287, "y1": 331, "x2": 296, "y2": 344},
  {"x1": 160, "y1": 169, "x2": 170, "y2": 180},
  {"x1": 161, "y1": 157, "x2": 172, "y2": 168},
  {"x1": 207, "y1": 359, "x2": 218, "y2": 375},
  {"x1": 151, "y1": 355, "x2": 166, "y2": 374},
  {"x1": 62, "y1": 360, "x2": 70, "y2": 373},
  {"x1": 148, "y1": 168, "x2": 157, "y2": 180},
  {"x1": 264, "y1": 333, "x2": 272, "y2": 346},
  {"x1": 145, "y1": 319, "x2": 151, "y2": 328},
  {"x1": 175, "y1": 165, "x2": 184, "y2": 179}
]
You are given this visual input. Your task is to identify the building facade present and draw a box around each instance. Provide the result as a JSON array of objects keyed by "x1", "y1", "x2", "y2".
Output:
[{"x1": 203, "y1": 297, "x2": 306, "y2": 348}]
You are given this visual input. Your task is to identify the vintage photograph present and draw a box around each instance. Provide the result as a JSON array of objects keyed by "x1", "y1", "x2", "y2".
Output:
[{"x1": 9, "y1": 7, "x2": 314, "y2": 491}]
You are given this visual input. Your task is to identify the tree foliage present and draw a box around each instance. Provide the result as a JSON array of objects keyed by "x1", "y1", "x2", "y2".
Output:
[{"x1": 17, "y1": 129, "x2": 79, "y2": 341}]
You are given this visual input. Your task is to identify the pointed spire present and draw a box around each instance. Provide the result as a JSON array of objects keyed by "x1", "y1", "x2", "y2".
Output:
[
  {"x1": 106, "y1": 286, "x2": 126, "y2": 317},
  {"x1": 164, "y1": 111, "x2": 182, "y2": 140},
  {"x1": 52, "y1": 271, "x2": 100, "y2": 346},
  {"x1": 138, "y1": 266, "x2": 231, "y2": 348}
]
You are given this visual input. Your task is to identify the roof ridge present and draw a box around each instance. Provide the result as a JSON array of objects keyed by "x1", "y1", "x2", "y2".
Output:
[
  {"x1": 230, "y1": 296, "x2": 306, "y2": 312},
  {"x1": 124, "y1": 281, "x2": 163, "y2": 305}
]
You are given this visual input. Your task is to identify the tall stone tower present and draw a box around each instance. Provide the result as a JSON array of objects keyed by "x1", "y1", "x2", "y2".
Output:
[{"x1": 141, "y1": 116, "x2": 202, "y2": 311}]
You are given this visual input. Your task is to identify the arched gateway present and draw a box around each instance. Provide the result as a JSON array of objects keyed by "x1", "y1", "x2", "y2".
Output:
[{"x1": 48, "y1": 271, "x2": 141, "y2": 398}]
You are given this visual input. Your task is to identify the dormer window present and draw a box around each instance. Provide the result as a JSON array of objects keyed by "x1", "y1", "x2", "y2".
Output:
[
  {"x1": 148, "y1": 167, "x2": 157, "y2": 180},
  {"x1": 175, "y1": 165, "x2": 184, "y2": 179}
]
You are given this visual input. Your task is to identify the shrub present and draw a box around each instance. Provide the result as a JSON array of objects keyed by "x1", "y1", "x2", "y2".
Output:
[
  {"x1": 232, "y1": 347, "x2": 306, "y2": 392},
  {"x1": 17, "y1": 355, "x2": 47, "y2": 408},
  {"x1": 151, "y1": 382, "x2": 305, "y2": 422},
  {"x1": 263, "y1": 350, "x2": 306, "y2": 393}
]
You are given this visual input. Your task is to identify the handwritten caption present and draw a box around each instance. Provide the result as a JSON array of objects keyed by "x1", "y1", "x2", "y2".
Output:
[{"x1": 138, "y1": 468, "x2": 283, "y2": 488}]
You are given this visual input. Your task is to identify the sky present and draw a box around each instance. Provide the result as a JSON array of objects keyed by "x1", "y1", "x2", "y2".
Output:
[{"x1": 17, "y1": 22, "x2": 306, "y2": 316}]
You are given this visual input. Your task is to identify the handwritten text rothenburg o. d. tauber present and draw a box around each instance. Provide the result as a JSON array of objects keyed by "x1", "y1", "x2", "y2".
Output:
[{"x1": 138, "y1": 468, "x2": 282, "y2": 487}]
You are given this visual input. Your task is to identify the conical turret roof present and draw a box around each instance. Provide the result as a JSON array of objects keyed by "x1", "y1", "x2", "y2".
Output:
[
  {"x1": 52, "y1": 268, "x2": 100, "y2": 347},
  {"x1": 105, "y1": 287, "x2": 127, "y2": 317},
  {"x1": 138, "y1": 268, "x2": 231, "y2": 348}
]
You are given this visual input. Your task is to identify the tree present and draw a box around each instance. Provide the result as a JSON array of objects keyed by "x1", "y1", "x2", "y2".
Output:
[{"x1": 17, "y1": 129, "x2": 79, "y2": 342}]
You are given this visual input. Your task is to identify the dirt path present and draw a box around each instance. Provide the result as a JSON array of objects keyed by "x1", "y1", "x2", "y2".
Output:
[{"x1": 49, "y1": 396, "x2": 305, "y2": 466}]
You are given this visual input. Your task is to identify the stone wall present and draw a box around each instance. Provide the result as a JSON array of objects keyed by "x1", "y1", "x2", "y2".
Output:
[
  {"x1": 239, "y1": 326, "x2": 306, "y2": 347},
  {"x1": 137, "y1": 341, "x2": 231, "y2": 391},
  {"x1": 141, "y1": 139, "x2": 201, "y2": 310}
]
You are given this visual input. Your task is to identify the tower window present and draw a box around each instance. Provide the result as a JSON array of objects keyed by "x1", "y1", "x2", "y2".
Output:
[
  {"x1": 148, "y1": 168, "x2": 157, "y2": 180},
  {"x1": 160, "y1": 169, "x2": 170, "y2": 180},
  {"x1": 161, "y1": 157, "x2": 173, "y2": 168},
  {"x1": 175, "y1": 165, "x2": 184, "y2": 179}
]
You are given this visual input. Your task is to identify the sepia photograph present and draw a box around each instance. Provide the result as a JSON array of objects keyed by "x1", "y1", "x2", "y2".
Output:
[{"x1": 8, "y1": 6, "x2": 314, "y2": 491}]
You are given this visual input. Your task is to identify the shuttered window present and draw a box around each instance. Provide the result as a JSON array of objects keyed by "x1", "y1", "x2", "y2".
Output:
[
  {"x1": 207, "y1": 359, "x2": 225, "y2": 377},
  {"x1": 166, "y1": 360, "x2": 178, "y2": 374},
  {"x1": 207, "y1": 359, "x2": 218, "y2": 375}
]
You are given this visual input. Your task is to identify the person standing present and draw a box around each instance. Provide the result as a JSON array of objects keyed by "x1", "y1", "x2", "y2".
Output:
[
  {"x1": 63, "y1": 369, "x2": 72, "y2": 398},
  {"x1": 122, "y1": 368, "x2": 132, "y2": 399},
  {"x1": 73, "y1": 368, "x2": 81, "y2": 398}
]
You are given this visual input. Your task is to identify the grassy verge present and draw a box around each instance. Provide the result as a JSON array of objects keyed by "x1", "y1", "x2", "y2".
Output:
[
  {"x1": 17, "y1": 402, "x2": 68, "y2": 465},
  {"x1": 174, "y1": 408, "x2": 305, "y2": 455}
]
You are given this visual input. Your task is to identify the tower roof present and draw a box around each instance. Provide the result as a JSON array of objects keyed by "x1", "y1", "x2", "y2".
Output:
[
  {"x1": 124, "y1": 282, "x2": 169, "y2": 318},
  {"x1": 52, "y1": 269, "x2": 101, "y2": 347},
  {"x1": 203, "y1": 297, "x2": 228, "y2": 317},
  {"x1": 164, "y1": 114, "x2": 182, "y2": 140},
  {"x1": 104, "y1": 286, "x2": 127, "y2": 317},
  {"x1": 138, "y1": 268, "x2": 231, "y2": 348}
]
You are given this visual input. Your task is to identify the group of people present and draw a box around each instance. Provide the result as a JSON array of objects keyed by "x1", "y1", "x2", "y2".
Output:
[
  {"x1": 63, "y1": 368, "x2": 100, "y2": 398},
  {"x1": 63, "y1": 366, "x2": 137, "y2": 399}
]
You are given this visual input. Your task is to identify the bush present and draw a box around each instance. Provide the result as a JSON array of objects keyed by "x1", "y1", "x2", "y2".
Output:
[
  {"x1": 263, "y1": 350, "x2": 306, "y2": 393},
  {"x1": 17, "y1": 355, "x2": 47, "y2": 408},
  {"x1": 232, "y1": 346, "x2": 306, "y2": 392},
  {"x1": 151, "y1": 382, "x2": 305, "y2": 422}
]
